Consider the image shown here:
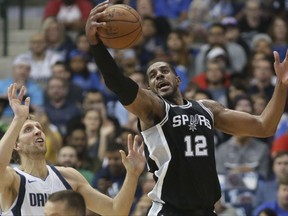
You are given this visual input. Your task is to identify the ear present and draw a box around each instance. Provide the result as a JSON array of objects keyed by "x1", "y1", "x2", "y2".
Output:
[{"x1": 176, "y1": 76, "x2": 181, "y2": 86}]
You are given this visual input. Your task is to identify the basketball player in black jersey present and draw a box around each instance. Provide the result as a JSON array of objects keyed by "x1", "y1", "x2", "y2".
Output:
[{"x1": 86, "y1": 1, "x2": 288, "y2": 215}]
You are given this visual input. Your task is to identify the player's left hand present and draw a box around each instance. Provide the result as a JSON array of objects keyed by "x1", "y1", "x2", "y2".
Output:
[
  {"x1": 274, "y1": 49, "x2": 288, "y2": 85},
  {"x1": 85, "y1": 0, "x2": 109, "y2": 45},
  {"x1": 120, "y1": 134, "x2": 145, "y2": 177}
]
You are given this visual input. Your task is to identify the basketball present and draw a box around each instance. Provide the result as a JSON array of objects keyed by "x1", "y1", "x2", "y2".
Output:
[{"x1": 97, "y1": 4, "x2": 142, "y2": 49}]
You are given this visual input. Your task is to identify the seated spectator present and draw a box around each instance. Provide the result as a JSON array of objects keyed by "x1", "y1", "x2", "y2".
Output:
[
  {"x1": 68, "y1": 49, "x2": 101, "y2": 92},
  {"x1": 247, "y1": 56, "x2": 275, "y2": 100},
  {"x1": 194, "y1": 22, "x2": 247, "y2": 75},
  {"x1": 0, "y1": 56, "x2": 43, "y2": 119},
  {"x1": 253, "y1": 180, "x2": 288, "y2": 216},
  {"x1": 43, "y1": 0, "x2": 93, "y2": 37},
  {"x1": 49, "y1": 61, "x2": 84, "y2": 104},
  {"x1": 57, "y1": 145, "x2": 94, "y2": 185},
  {"x1": 15, "y1": 32, "x2": 63, "y2": 86},
  {"x1": 254, "y1": 151, "x2": 288, "y2": 211},
  {"x1": 237, "y1": 0, "x2": 272, "y2": 48},
  {"x1": 42, "y1": 17, "x2": 76, "y2": 61},
  {"x1": 64, "y1": 124, "x2": 99, "y2": 172},
  {"x1": 268, "y1": 15, "x2": 288, "y2": 62},
  {"x1": 250, "y1": 33, "x2": 273, "y2": 59},
  {"x1": 44, "y1": 77, "x2": 82, "y2": 135}
]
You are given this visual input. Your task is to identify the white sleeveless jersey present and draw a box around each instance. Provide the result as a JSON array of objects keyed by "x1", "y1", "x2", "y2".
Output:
[{"x1": 1, "y1": 165, "x2": 72, "y2": 216}]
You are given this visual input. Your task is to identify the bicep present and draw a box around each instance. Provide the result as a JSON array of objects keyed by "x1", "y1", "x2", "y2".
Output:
[{"x1": 202, "y1": 100, "x2": 264, "y2": 137}]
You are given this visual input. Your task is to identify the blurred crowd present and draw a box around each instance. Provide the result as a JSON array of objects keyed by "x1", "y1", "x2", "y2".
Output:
[{"x1": 1, "y1": 0, "x2": 288, "y2": 215}]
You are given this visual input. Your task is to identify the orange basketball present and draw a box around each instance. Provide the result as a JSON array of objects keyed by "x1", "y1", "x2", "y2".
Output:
[{"x1": 97, "y1": 4, "x2": 142, "y2": 49}]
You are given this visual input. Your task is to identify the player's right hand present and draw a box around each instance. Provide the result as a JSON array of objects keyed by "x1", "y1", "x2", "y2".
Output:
[
  {"x1": 85, "y1": 0, "x2": 109, "y2": 45},
  {"x1": 8, "y1": 83, "x2": 30, "y2": 119}
]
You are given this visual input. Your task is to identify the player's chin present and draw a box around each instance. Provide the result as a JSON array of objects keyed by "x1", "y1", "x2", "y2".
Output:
[{"x1": 158, "y1": 90, "x2": 173, "y2": 98}]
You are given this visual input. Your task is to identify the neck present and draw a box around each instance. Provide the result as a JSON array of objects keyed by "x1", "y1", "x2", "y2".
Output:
[
  {"x1": 20, "y1": 158, "x2": 48, "y2": 180},
  {"x1": 32, "y1": 52, "x2": 45, "y2": 60},
  {"x1": 51, "y1": 99, "x2": 65, "y2": 108}
]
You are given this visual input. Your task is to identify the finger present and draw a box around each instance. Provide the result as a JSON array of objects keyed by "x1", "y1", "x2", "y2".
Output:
[
  {"x1": 24, "y1": 97, "x2": 30, "y2": 107},
  {"x1": 274, "y1": 51, "x2": 280, "y2": 65},
  {"x1": 127, "y1": 134, "x2": 133, "y2": 152},
  {"x1": 7, "y1": 84, "x2": 13, "y2": 101},
  {"x1": 133, "y1": 135, "x2": 139, "y2": 152},
  {"x1": 17, "y1": 86, "x2": 26, "y2": 101},
  {"x1": 91, "y1": 0, "x2": 109, "y2": 15},
  {"x1": 119, "y1": 150, "x2": 126, "y2": 163},
  {"x1": 11, "y1": 83, "x2": 17, "y2": 99}
]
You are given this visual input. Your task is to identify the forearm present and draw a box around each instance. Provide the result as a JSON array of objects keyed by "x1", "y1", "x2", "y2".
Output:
[
  {"x1": 0, "y1": 116, "x2": 26, "y2": 170},
  {"x1": 90, "y1": 42, "x2": 139, "y2": 105},
  {"x1": 112, "y1": 173, "x2": 139, "y2": 215},
  {"x1": 261, "y1": 80, "x2": 288, "y2": 135}
]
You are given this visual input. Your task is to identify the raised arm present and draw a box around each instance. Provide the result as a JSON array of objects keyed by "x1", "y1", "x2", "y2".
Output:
[
  {"x1": 0, "y1": 83, "x2": 30, "y2": 209},
  {"x1": 63, "y1": 134, "x2": 145, "y2": 215},
  {"x1": 204, "y1": 50, "x2": 288, "y2": 137},
  {"x1": 85, "y1": 1, "x2": 164, "y2": 127}
]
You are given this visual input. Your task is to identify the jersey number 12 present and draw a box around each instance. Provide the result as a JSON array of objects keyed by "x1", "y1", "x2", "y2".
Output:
[{"x1": 184, "y1": 135, "x2": 208, "y2": 157}]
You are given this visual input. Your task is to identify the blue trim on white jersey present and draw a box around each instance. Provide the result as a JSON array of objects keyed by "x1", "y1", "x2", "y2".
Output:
[
  {"x1": 49, "y1": 165, "x2": 72, "y2": 189},
  {"x1": 11, "y1": 172, "x2": 26, "y2": 216}
]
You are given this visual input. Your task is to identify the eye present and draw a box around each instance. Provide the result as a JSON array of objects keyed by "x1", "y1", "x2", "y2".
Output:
[{"x1": 24, "y1": 127, "x2": 32, "y2": 133}]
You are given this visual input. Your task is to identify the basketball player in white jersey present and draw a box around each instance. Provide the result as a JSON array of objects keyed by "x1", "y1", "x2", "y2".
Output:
[
  {"x1": 0, "y1": 83, "x2": 146, "y2": 216},
  {"x1": 85, "y1": 1, "x2": 288, "y2": 215}
]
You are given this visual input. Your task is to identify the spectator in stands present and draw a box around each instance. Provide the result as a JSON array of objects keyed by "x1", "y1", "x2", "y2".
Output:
[
  {"x1": 187, "y1": 0, "x2": 240, "y2": 43},
  {"x1": 237, "y1": 0, "x2": 272, "y2": 48},
  {"x1": 57, "y1": 145, "x2": 94, "y2": 185},
  {"x1": 0, "y1": 56, "x2": 43, "y2": 119},
  {"x1": 194, "y1": 22, "x2": 247, "y2": 75},
  {"x1": 166, "y1": 30, "x2": 190, "y2": 92},
  {"x1": 250, "y1": 33, "x2": 273, "y2": 58},
  {"x1": 253, "y1": 180, "x2": 288, "y2": 216},
  {"x1": 82, "y1": 108, "x2": 116, "y2": 163},
  {"x1": 271, "y1": 136, "x2": 288, "y2": 158},
  {"x1": 74, "y1": 32, "x2": 98, "y2": 73},
  {"x1": 268, "y1": 15, "x2": 288, "y2": 62},
  {"x1": 15, "y1": 32, "x2": 63, "y2": 86},
  {"x1": 221, "y1": 16, "x2": 250, "y2": 57},
  {"x1": 152, "y1": 0, "x2": 192, "y2": 29},
  {"x1": 42, "y1": 17, "x2": 76, "y2": 61},
  {"x1": 43, "y1": 0, "x2": 93, "y2": 35},
  {"x1": 136, "y1": 16, "x2": 167, "y2": 72},
  {"x1": 247, "y1": 55, "x2": 275, "y2": 100},
  {"x1": 254, "y1": 151, "x2": 288, "y2": 208},
  {"x1": 44, "y1": 77, "x2": 82, "y2": 136},
  {"x1": 49, "y1": 61, "x2": 84, "y2": 104},
  {"x1": 64, "y1": 124, "x2": 97, "y2": 172},
  {"x1": 68, "y1": 49, "x2": 101, "y2": 92}
]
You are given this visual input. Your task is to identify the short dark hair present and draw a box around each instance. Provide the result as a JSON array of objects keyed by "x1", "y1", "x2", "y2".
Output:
[{"x1": 47, "y1": 190, "x2": 86, "y2": 216}]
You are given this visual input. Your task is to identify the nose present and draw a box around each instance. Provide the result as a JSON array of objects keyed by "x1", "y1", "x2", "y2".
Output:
[
  {"x1": 155, "y1": 71, "x2": 164, "y2": 80},
  {"x1": 34, "y1": 127, "x2": 41, "y2": 135}
]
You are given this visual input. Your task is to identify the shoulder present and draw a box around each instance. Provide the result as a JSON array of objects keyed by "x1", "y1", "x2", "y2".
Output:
[
  {"x1": 55, "y1": 166, "x2": 88, "y2": 189},
  {"x1": 198, "y1": 99, "x2": 226, "y2": 115}
]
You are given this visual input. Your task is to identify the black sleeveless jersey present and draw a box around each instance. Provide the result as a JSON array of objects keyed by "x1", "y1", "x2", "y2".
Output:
[{"x1": 140, "y1": 99, "x2": 221, "y2": 210}]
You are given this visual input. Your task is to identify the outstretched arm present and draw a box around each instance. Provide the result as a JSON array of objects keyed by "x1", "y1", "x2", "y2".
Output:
[
  {"x1": 204, "y1": 50, "x2": 288, "y2": 137},
  {"x1": 63, "y1": 134, "x2": 146, "y2": 215},
  {"x1": 85, "y1": 1, "x2": 164, "y2": 127},
  {"x1": 0, "y1": 84, "x2": 30, "y2": 209}
]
